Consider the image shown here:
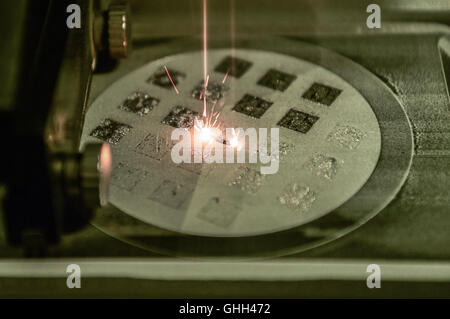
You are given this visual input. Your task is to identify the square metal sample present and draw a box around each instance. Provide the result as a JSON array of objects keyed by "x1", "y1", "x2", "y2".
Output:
[
  {"x1": 214, "y1": 56, "x2": 252, "y2": 78},
  {"x1": 278, "y1": 183, "x2": 316, "y2": 213},
  {"x1": 256, "y1": 141, "x2": 295, "y2": 161},
  {"x1": 147, "y1": 67, "x2": 185, "y2": 90},
  {"x1": 135, "y1": 133, "x2": 172, "y2": 160},
  {"x1": 304, "y1": 154, "x2": 341, "y2": 180},
  {"x1": 161, "y1": 106, "x2": 198, "y2": 128},
  {"x1": 327, "y1": 125, "x2": 366, "y2": 150},
  {"x1": 148, "y1": 179, "x2": 194, "y2": 209},
  {"x1": 111, "y1": 163, "x2": 148, "y2": 191},
  {"x1": 277, "y1": 109, "x2": 319, "y2": 133},
  {"x1": 257, "y1": 69, "x2": 297, "y2": 91},
  {"x1": 89, "y1": 119, "x2": 131, "y2": 144},
  {"x1": 279, "y1": 142, "x2": 295, "y2": 157},
  {"x1": 228, "y1": 166, "x2": 265, "y2": 194},
  {"x1": 197, "y1": 197, "x2": 239, "y2": 228},
  {"x1": 232, "y1": 94, "x2": 273, "y2": 119},
  {"x1": 119, "y1": 91, "x2": 159, "y2": 116},
  {"x1": 302, "y1": 82, "x2": 342, "y2": 106},
  {"x1": 191, "y1": 80, "x2": 227, "y2": 103}
]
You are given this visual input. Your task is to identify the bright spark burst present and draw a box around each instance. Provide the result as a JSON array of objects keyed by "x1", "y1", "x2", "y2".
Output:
[
  {"x1": 167, "y1": 0, "x2": 240, "y2": 150},
  {"x1": 194, "y1": 118, "x2": 216, "y2": 144},
  {"x1": 195, "y1": 0, "x2": 216, "y2": 145},
  {"x1": 194, "y1": 98, "x2": 222, "y2": 145},
  {"x1": 229, "y1": 128, "x2": 239, "y2": 149}
]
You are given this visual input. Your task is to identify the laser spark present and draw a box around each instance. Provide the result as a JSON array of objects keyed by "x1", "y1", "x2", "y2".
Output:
[
  {"x1": 164, "y1": 65, "x2": 179, "y2": 94},
  {"x1": 201, "y1": 0, "x2": 209, "y2": 127},
  {"x1": 229, "y1": 128, "x2": 239, "y2": 149},
  {"x1": 193, "y1": 0, "x2": 240, "y2": 151},
  {"x1": 222, "y1": 69, "x2": 229, "y2": 84},
  {"x1": 203, "y1": 0, "x2": 208, "y2": 88}
]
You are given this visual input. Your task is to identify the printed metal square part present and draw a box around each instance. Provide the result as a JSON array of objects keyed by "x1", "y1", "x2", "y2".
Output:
[
  {"x1": 119, "y1": 91, "x2": 159, "y2": 116},
  {"x1": 232, "y1": 94, "x2": 273, "y2": 119},
  {"x1": 89, "y1": 118, "x2": 131, "y2": 144},
  {"x1": 228, "y1": 166, "x2": 265, "y2": 194},
  {"x1": 278, "y1": 183, "x2": 316, "y2": 213},
  {"x1": 214, "y1": 56, "x2": 252, "y2": 78},
  {"x1": 148, "y1": 180, "x2": 194, "y2": 209},
  {"x1": 191, "y1": 80, "x2": 227, "y2": 103},
  {"x1": 161, "y1": 106, "x2": 198, "y2": 129},
  {"x1": 197, "y1": 197, "x2": 240, "y2": 228},
  {"x1": 147, "y1": 67, "x2": 185, "y2": 90},
  {"x1": 111, "y1": 163, "x2": 148, "y2": 191},
  {"x1": 277, "y1": 109, "x2": 319, "y2": 133},
  {"x1": 327, "y1": 125, "x2": 366, "y2": 150},
  {"x1": 135, "y1": 133, "x2": 172, "y2": 160},
  {"x1": 304, "y1": 154, "x2": 341, "y2": 180},
  {"x1": 257, "y1": 69, "x2": 297, "y2": 91},
  {"x1": 302, "y1": 82, "x2": 342, "y2": 106}
]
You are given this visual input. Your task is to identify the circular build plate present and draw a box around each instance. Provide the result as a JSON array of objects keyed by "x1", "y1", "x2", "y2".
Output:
[{"x1": 82, "y1": 38, "x2": 413, "y2": 256}]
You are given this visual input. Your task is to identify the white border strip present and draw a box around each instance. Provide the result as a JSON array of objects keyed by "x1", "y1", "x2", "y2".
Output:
[{"x1": 0, "y1": 259, "x2": 449, "y2": 282}]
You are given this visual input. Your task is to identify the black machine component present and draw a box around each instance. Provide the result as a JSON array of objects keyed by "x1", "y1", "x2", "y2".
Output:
[{"x1": 0, "y1": 0, "x2": 129, "y2": 255}]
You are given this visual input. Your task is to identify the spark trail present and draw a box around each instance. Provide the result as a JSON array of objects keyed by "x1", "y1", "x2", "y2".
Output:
[
  {"x1": 222, "y1": 70, "x2": 229, "y2": 84},
  {"x1": 202, "y1": 0, "x2": 208, "y2": 124},
  {"x1": 164, "y1": 65, "x2": 179, "y2": 94},
  {"x1": 193, "y1": 0, "x2": 240, "y2": 149}
]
